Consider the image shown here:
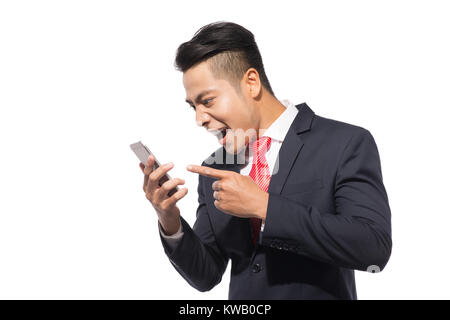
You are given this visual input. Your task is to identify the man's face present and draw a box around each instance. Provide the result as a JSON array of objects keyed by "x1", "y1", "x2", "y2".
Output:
[{"x1": 183, "y1": 61, "x2": 258, "y2": 155}]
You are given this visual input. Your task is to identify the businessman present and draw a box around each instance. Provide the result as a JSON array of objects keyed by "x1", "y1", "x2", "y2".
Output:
[{"x1": 139, "y1": 21, "x2": 392, "y2": 299}]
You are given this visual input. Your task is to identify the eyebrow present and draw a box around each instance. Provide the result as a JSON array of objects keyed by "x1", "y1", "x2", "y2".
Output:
[{"x1": 185, "y1": 90, "x2": 215, "y2": 105}]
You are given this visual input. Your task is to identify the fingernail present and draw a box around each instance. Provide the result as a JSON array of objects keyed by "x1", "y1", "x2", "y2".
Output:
[
  {"x1": 187, "y1": 165, "x2": 192, "y2": 170},
  {"x1": 167, "y1": 162, "x2": 174, "y2": 167}
]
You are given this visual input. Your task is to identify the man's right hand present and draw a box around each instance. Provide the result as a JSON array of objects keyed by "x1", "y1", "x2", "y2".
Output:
[{"x1": 139, "y1": 155, "x2": 188, "y2": 235}]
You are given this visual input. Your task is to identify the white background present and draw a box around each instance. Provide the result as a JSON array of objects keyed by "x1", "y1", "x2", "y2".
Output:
[{"x1": 0, "y1": 0, "x2": 449, "y2": 299}]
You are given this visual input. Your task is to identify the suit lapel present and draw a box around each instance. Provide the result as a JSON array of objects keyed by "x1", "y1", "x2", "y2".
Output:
[{"x1": 268, "y1": 103, "x2": 315, "y2": 195}]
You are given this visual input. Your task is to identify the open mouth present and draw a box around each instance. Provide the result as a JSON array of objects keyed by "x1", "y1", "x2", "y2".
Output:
[
  {"x1": 219, "y1": 127, "x2": 228, "y2": 139},
  {"x1": 208, "y1": 127, "x2": 230, "y2": 145},
  {"x1": 219, "y1": 127, "x2": 231, "y2": 146}
]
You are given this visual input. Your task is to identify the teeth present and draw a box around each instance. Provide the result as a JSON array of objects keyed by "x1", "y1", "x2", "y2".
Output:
[
  {"x1": 207, "y1": 127, "x2": 230, "y2": 142},
  {"x1": 209, "y1": 127, "x2": 228, "y2": 139}
]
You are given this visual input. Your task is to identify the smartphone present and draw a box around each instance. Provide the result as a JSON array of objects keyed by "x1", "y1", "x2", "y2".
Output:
[{"x1": 130, "y1": 141, "x2": 179, "y2": 197}]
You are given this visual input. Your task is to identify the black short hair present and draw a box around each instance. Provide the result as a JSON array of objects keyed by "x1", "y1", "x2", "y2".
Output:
[{"x1": 174, "y1": 21, "x2": 275, "y2": 96}]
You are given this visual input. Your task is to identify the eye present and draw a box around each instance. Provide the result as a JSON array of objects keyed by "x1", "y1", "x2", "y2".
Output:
[{"x1": 203, "y1": 98, "x2": 213, "y2": 106}]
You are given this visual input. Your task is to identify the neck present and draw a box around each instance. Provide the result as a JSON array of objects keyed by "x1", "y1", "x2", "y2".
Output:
[
  {"x1": 242, "y1": 94, "x2": 287, "y2": 163},
  {"x1": 257, "y1": 95, "x2": 286, "y2": 137}
]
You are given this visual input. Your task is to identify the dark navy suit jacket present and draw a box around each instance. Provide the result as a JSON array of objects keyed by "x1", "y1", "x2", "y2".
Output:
[{"x1": 159, "y1": 103, "x2": 392, "y2": 299}]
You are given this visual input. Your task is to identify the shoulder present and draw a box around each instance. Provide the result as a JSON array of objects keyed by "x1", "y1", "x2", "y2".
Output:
[
  {"x1": 314, "y1": 114, "x2": 369, "y2": 136},
  {"x1": 311, "y1": 114, "x2": 374, "y2": 147}
]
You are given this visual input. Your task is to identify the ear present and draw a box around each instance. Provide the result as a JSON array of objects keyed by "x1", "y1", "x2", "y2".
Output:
[{"x1": 242, "y1": 67, "x2": 262, "y2": 99}]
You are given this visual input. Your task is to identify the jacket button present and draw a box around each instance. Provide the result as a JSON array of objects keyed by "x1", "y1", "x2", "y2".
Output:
[{"x1": 252, "y1": 263, "x2": 262, "y2": 273}]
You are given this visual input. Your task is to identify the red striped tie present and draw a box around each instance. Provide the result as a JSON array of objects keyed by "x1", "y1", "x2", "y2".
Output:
[{"x1": 248, "y1": 136, "x2": 272, "y2": 244}]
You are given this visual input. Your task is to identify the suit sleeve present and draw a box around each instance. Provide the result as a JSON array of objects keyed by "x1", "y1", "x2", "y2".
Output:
[
  {"x1": 159, "y1": 162, "x2": 229, "y2": 292},
  {"x1": 261, "y1": 129, "x2": 392, "y2": 272},
  {"x1": 158, "y1": 221, "x2": 184, "y2": 250}
]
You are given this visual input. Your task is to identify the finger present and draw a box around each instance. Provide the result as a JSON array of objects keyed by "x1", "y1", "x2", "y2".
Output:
[
  {"x1": 212, "y1": 180, "x2": 221, "y2": 191},
  {"x1": 213, "y1": 191, "x2": 220, "y2": 201},
  {"x1": 143, "y1": 155, "x2": 155, "y2": 175},
  {"x1": 156, "y1": 178, "x2": 185, "y2": 201},
  {"x1": 143, "y1": 156, "x2": 155, "y2": 192},
  {"x1": 148, "y1": 162, "x2": 174, "y2": 191},
  {"x1": 164, "y1": 187, "x2": 189, "y2": 207},
  {"x1": 186, "y1": 165, "x2": 228, "y2": 179}
]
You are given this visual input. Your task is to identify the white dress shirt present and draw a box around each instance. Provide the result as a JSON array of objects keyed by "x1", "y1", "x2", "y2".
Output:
[{"x1": 159, "y1": 99, "x2": 299, "y2": 249}]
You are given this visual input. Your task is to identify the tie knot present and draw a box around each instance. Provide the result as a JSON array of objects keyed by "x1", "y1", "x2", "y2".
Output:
[{"x1": 250, "y1": 136, "x2": 272, "y2": 155}]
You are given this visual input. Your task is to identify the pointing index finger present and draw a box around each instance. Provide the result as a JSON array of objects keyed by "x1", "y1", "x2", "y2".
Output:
[{"x1": 186, "y1": 165, "x2": 227, "y2": 179}]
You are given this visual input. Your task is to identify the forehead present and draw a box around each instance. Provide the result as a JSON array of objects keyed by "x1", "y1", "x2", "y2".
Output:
[
  {"x1": 182, "y1": 61, "x2": 216, "y2": 91},
  {"x1": 183, "y1": 61, "x2": 233, "y2": 101}
]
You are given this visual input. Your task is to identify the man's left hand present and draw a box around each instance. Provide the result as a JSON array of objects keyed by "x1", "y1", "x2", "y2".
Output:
[{"x1": 186, "y1": 165, "x2": 268, "y2": 220}]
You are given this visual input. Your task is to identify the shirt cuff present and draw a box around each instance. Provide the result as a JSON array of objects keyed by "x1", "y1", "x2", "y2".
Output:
[{"x1": 158, "y1": 221, "x2": 184, "y2": 250}]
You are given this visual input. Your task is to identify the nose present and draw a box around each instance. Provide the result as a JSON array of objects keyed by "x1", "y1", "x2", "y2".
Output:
[{"x1": 195, "y1": 108, "x2": 210, "y2": 128}]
